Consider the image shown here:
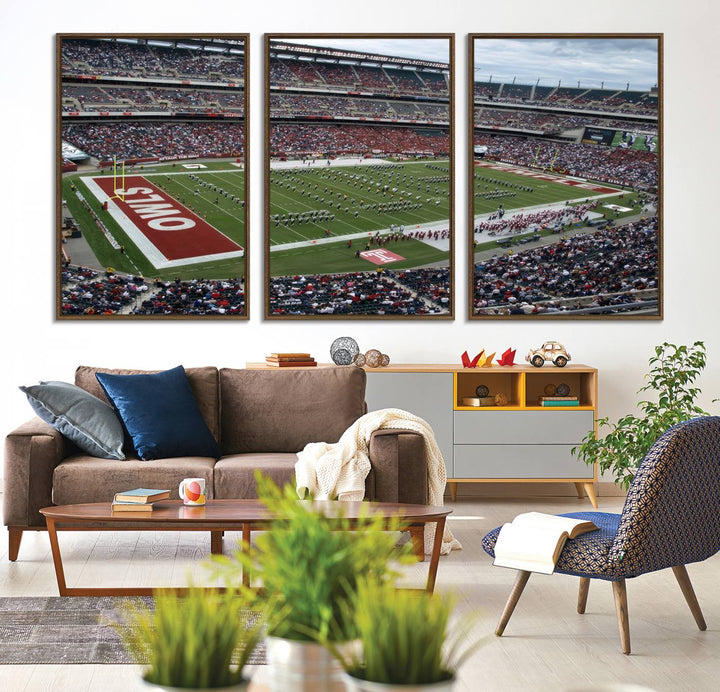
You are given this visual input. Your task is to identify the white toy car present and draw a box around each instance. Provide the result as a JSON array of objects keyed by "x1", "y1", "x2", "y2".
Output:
[{"x1": 526, "y1": 341, "x2": 571, "y2": 368}]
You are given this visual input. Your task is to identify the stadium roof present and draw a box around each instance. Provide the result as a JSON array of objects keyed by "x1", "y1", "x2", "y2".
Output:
[
  {"x1": 270, "y1": 41, "x2": 448, "y2": 71},
  {"x1": 92, "y1": 37, "x2": 245, "y2": 55}
]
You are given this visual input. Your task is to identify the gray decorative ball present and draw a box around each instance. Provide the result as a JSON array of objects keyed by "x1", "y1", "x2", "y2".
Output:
[
  {"x1": 475, "y1": 384, "x2": 490, "y2": 398},
  {"x1": 556, "y1": 383, "x2": 571, "y2": 396},
  {"x1": 330, "y1": 337, "x2": 359, "y2": 365}
]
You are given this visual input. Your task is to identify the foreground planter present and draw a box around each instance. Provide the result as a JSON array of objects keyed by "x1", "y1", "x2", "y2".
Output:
[
  {"x1": 266, "y1": 636, "x2": 345, "y2": 692},
  {"x1": 341, "y1": 672, "x2": 456, "y2": 692},
  {"x1": 141, "y1": 678, "x2": 249, "y2": 692}
]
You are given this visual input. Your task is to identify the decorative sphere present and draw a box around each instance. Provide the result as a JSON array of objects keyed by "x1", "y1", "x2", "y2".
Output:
[
  {"x1": 380, "y1": 353, "x2": 390, "y2": 367},
  {"x1": 556, "y1": 383, "x2": 571, "y2": 396},
  {"x1": 353, "y1": 353, "x2": 366, "y2": 367},
  {"x1": 494, "y1": 392, "x2": 508, "y2": 406},
  {"x1": 365, "y1": 349, "x2": 382, "y2": 368},
  {"x1": 332, "y1": 349, "x2": 353, "y2": 366},
  {"x1": 330, "y1": 337, "x2": 359, "y2": 365},
  {"x1": 544, "y1": 383, "x2": 557, "y2": 396},
  {"x1": 475, "y1": 384, "x2": 490, "y2": 398}
]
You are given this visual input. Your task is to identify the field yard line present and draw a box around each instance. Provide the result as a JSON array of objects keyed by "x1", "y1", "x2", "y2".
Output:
[
  {"x1": 169, "y1": 177, "x2": 246, "y2": 225},
  {"x1": 270, "y1": 218, "x2": 451, "y2": 252}
]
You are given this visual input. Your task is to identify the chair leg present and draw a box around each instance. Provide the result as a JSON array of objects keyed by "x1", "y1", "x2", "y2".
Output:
[
  {"x1": 672, "y1": 565, "x2": 707, "y2": 631},
  {"x1": 8, "y1": 528, "x2": 23, "y2": 562},
  {"x1": 611, "y1": 579, "x2": 631, "y2": 655},
  {"x1": 577, "y1": 577, "x2": 590, "y2": 614},
  {"x1": 495, "y1": 570, "x2": 531, "y2": 636}
]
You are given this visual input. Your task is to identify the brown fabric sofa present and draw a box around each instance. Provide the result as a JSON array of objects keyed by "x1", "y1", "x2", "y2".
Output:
[{"x1": 4, "y1": 365, "x2": 427, "y2": 561}]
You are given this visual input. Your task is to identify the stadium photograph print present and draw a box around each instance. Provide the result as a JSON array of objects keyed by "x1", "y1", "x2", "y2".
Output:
[
  {"x1": 57, "y1": 34, "x2": 249, "y2": 319},
  {"x1": 469, "y1": 34, "x2": 662, "y2": 319},
  {"x1": 265, "y1": 34, "x2": 454, "y2": 318}
]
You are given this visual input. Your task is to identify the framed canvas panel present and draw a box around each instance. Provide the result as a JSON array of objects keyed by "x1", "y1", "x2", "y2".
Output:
[
  {"x1": 469, "y1": 34, "x2": 662, "y2": 319},
  {"x1": 57, "y1": 34, "x2": 249, "y2": 319},
  {"x1": 265, "y1": 34, "x2": 454, "y2": 318}
]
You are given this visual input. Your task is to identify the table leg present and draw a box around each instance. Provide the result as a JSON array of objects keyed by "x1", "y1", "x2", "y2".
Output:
[
  {"x1": 210, "y1": 530, "x2": 224, "y2": 555},
  {"x1": 46, "y1": 518, "x2": 69, "y2": 597},
  {"x1": 242, "y1": 524, "x2": 251, "y2": 587},
  {"x1": 425, "y1": 516, "x2": 446, "y2": 593}
]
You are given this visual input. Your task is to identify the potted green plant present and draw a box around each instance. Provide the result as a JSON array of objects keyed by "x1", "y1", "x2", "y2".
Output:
[
  {"x1": 573, "y1": 342, "x2": 716, "y2": 489},
  {"x1": 118, "y1": 587, "x2": 262, "y2": 691},
  {"x1": 209, "y1": 474, "x2": 413, "y2": 692},
  {"x1": 330, "y1": 579, "x2": 483, "y2": 691}
]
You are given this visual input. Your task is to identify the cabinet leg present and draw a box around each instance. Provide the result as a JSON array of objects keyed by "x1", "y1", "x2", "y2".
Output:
[
  {"x1": 583, "y1": 482, "x2": 598, "y2": 508},
  {"x1": 448, "y1": 482, "x2": 458, "y2": 502},
  {"x1": 210, "y1": 530, "x2": 224, "y2": 555},
  {"x1": 573, "y1": 482, "x2": 585, "y2": 499}
]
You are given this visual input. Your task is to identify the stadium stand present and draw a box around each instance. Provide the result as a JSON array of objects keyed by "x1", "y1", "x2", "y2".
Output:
[{"x1": 472, "y1": 218, "x2": 659, "y2": 315}]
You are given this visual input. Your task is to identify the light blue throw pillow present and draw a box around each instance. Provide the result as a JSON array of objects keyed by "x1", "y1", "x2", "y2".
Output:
[
  {"x1": 95, "y1": 365, "x2": 221, "y2": 461},
  {"x1": 20, "y1": 381, "x2": 125, "y2": 460}
]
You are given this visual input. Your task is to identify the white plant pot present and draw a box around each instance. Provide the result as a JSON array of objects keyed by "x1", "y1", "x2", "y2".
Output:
[
  {"x1": 265, "y1": 636, "x2": 346, "y2": 692},
  {"x1": 141, "y1": 676, "x2": 249, "y2": 691},
  {"x1": 341, "y1": 672, "x2": 456, "y2": 692}
]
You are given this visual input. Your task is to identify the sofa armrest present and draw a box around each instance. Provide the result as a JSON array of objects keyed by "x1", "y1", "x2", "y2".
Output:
[
  {"x1": 366, "y1": 428, "x2": 427, "y2": 505},
  {"x1": 4, "y1": 418, "x2": 68, "y2": 528}
]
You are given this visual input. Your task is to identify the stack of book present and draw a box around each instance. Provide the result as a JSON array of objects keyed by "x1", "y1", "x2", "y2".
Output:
[
  {"x1": 265, "y1": 353, "x2": 317, "y2": 368},
  {"x1": 539, "y1": 396, "x2": 580, "y2": 407},
  {"x1": 111, "y1": 488, "x2": 170, "y2": 512}
]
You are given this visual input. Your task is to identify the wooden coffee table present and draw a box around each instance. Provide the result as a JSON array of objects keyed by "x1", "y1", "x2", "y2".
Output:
[{"x1": 40, "y1": 499, "x2": 451, "y2": 597}]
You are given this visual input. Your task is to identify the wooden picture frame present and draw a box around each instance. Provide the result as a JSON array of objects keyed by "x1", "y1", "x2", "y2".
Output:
[
  {"x1": 469, "y1": 34, "x2": 662, "y2": 319},
  {"x1": 265, "y1": 34, "x2": 454, "y2": 319},
  {"x1": 57, "y1": 34, "x2": 249, "y2": 319}
]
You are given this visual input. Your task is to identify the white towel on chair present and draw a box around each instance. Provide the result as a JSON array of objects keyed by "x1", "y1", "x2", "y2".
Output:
[{"x1": 295, "y1": 408, "x2": 461, "y2": 556}]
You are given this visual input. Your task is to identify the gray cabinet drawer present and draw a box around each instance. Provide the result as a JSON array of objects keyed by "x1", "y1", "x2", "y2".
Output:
[
  {"x1": 453, "y1": 444, "x2": 593, "y2": 479},
  {"x1": 454, "y1": 410, "x2": 594, "y2": 445}
]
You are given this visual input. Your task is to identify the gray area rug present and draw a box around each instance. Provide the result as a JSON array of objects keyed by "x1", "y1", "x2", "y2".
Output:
[{"x1": 0, "y1": 597, "x2": 266, "y2": 665}]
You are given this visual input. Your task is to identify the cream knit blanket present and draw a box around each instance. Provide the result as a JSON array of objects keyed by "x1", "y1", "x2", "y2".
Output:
[{"x1": 295, "y1": 408, "x2": 461, "y2": 556}]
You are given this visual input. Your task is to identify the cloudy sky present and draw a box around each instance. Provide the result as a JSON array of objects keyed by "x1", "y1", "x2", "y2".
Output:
[
  {"x1": 278, "y1": 38, "x2": 450, "y2": 65},
  {"x1": 474, "y1": 38, "x2": 658, "y2": 90}
]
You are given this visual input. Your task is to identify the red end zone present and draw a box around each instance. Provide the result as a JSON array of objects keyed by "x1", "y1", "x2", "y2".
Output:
[
  {"x1": 93, "y1": 175, "x2": 242, "y2": 261},
  {"x1": 474, "y1": 161, "x2": 618, "y2": 194}
]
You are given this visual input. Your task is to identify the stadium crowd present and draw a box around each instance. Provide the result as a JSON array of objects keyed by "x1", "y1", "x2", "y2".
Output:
[
  {"x1": 473, "y1": 80, "x2": 657, "y2": 116},
  {"x1": 473, "y1": 218, "x2": 659, "y2": 315},
  {"x1": 62, "y1": 121, "x2": 245, "y2": 162},
  {"x1": 271, "y1": 124, "x2": 448, "y2": 157},
  {"x1": 63, "y1": 84, "x2": 244, "y2": 113},
  {"x1": 474, "y1": 134, "x2": 657, "y2": 188},
  {"x1": 62, "y1": 38, "x2": 245, "y2": 82},
  {"x1": 268, "y1": 270, "x2": 449, "y2": 315},
  {"x1": 60, "y1": 266, "x2": 246, "y2": 316},
  {"x1": 270, "y1": 54, "x2": 448, "y2": 97}
]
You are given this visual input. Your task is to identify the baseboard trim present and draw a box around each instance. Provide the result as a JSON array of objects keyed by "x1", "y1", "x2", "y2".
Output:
[{"x1": 444, "y1": 481, "x2": 626, "y2": 499}]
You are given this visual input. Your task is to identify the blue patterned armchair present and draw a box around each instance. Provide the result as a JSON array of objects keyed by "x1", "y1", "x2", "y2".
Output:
[{"x1": 482, "y1": 416, "x2": 720, "y2": 654}]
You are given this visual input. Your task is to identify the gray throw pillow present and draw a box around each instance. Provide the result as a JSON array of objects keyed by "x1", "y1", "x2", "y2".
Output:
[{"x1": 20, "y1": 381, "x2": 125, "y2": 460}]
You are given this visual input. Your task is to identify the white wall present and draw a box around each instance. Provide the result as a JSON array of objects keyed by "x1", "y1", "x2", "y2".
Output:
[{"x1": 1, "y1": 0, "x2": 719, "y2": 442}]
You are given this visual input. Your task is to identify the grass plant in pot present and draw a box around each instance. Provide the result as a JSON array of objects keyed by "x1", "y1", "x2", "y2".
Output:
[
  {"x1": 573, "y1": 342, "x2": 717, "y2": 489},
  {"x1": 209, "y1": 473, "x2": 413, "y2": 692},
  {"x1": 330, "y1": 579, "x2": 483, "y2": 691},
  {"x1": 118, "y1": 587, "x2": 262, "y2": 691}
]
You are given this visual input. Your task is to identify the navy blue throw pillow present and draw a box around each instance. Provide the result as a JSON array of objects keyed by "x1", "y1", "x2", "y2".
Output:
[{"x1": 95, "y1": 366, "x2": 220, "y2": 460}]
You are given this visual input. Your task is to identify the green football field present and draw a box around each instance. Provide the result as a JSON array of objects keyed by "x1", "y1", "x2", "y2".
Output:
[
  {"x1": 473, "y1": 166, "x2": 616, "y2": 215},
  {"x1": 268, "y1": 160, "x2": 451, "y2": 277},
  {"x1": 61, "y1": 161, "x2": 246, "y2": 281}
]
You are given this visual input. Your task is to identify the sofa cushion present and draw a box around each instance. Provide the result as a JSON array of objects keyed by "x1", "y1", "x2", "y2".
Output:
[
  {"x1": 53, "y1": 454, "x2": 216, "y2": 505},
  {"x1": 95, "y1": 366, "x2": 221, "y2": 461},
  {"x1": 219, "y1": 367, "x2": 366, "y2": 454},
  {"x1": 75, "y1": 365, "x2": 220, "y2": 441},
  {"x1": 214, "y1": 453, "x2": 299, "y2": 499},
  {"x1": 19, "y1": 381, "x2": 125, "y2": 460}
]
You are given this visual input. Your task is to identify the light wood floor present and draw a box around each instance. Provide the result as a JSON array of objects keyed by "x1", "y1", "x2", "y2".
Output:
[{"x1": 1, "y1": 494, "x2": 718, "y2": 692}]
